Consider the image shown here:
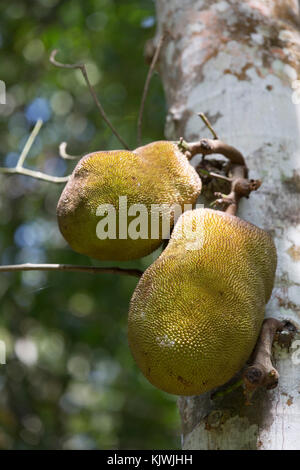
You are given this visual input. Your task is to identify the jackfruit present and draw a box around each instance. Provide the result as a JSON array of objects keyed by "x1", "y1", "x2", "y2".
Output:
[
  {"x1": 128, "y1": 208, "x2": 277, "y2": 396},
  {"x1": 57, "y1": 141, "x2": 201, "y2": 261}
]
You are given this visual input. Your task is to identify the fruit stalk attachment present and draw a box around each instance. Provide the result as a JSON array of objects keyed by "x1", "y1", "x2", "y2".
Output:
[
  {"x1": 178, "y1": 113, "x2": 263, "y2": 216},
  {"x1": 243, "y1": 318, "x2": 284, "y2": 398}
]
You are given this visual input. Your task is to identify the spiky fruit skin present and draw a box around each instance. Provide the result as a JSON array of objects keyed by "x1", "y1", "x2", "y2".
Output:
[
  {"x1": 57, "y1": 141, "x2": 201, "y2": 261},
  {"x1": 128, "y1": 209, "x2": 277, "y2": 396}
]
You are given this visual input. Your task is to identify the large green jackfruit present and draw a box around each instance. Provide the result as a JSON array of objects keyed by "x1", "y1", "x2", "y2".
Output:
[
  {"x1": 57, "y1": 141, "x2": 201, "y2": 261},
  {"x1": 128, "y1": 208, "x2": 277, "y2": 396}
]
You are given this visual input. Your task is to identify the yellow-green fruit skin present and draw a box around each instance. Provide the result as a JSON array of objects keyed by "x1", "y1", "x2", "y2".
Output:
[
  {"x1": 57, "y1": 141, "x2": 201, "y2": 261},
  {"x1": 128, "y1": 209, "x2": 277, "y2": 396}
]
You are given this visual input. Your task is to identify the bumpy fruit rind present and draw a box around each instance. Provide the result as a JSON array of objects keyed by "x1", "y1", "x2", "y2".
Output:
[{"x1": 128, "y1": 209, "x2": 277, "y2": 395}]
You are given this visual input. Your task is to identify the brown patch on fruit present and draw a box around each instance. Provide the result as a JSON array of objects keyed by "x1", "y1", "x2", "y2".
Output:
[{"x1": 177, "y1": 375, "x2": 192, "y2": 386}]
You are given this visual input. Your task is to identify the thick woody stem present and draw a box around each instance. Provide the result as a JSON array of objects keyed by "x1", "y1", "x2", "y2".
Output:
[
  {"x1": 243, "y1": 318, "x2": 284, "y2": 394},
  {"x1": 179, "y1": 135, "x2": 261, "y2": 216},
  {"x1": 180, "y1": 138, "x2": 246, "y2": 166},
  {"x1": 178, "y1": 114, "x2": 262, "y2": 215},
  {"x1": 215, "y1": 166, "x2": 261, "y2": 216}
]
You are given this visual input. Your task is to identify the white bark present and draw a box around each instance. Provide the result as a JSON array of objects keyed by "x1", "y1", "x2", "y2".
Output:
[{"x1": 156, "y1": 0, "x2": 300, "y2": 450}]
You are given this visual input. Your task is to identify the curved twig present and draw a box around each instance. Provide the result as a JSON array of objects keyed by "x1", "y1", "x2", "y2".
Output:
[
  {"x1": 0, "y1": 263, "x2": 143, "y2": 278},
  {"x1": 0, "y1": 167, "x2": 70, "y2": 183},
  {"x1": 50, "y1": 50, "x2": 129, "y2": 150},
  {"x1": 59, "y1": 142, "x2": 81, "y2": 160},
  {"x1": 137, "y1": 34, "x2": 165, "y2": 146},
  {"x1": 0, "y1": 119, "x2": 71, "y2": 184}
]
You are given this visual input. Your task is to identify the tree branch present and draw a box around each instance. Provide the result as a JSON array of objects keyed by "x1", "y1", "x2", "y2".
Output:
[
  {"x1": 0, "y1": 119, "x2": 71, "y2": 184},
  {"x1": 0, "y1": 263, "x2": 143, "y2": 278},
  {"x1": 137, "y1": 34, "x2": 165, "y2": 146},
  {"x1": 50, "y1": 50, "x2": 129, "y2": 150}
]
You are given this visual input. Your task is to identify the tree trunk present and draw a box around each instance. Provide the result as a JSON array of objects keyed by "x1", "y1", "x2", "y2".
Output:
[{"x1": 156, "y1": 0, "x2": 300, "y2": 450}]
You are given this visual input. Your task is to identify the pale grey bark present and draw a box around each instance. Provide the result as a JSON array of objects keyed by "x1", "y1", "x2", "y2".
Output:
[{"x1": 156, "y1": 0, "x2": 300, "y2": 450}]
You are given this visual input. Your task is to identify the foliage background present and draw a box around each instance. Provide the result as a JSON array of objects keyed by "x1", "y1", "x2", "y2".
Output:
[{"x1": 0, "y1": 0, "x2": 180, "y2": 449}]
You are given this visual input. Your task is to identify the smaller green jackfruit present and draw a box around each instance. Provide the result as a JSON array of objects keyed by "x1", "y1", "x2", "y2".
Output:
[
  {"x1": 57, "y1": 141, "x2": 201, "y2": 261},
  {"x1": 128, "y1": 208, "x2": 277, "y2": 396}
]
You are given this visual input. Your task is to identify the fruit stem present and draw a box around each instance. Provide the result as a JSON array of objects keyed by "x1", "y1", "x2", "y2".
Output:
[
  {"x1": 179, "y1": 135, "x2": 261, "y2": 215},
  {"x1": 182, "y1": 138, "x2": 246, "y2": 166},
  {"x1": 221, "y1": 166, "x2": 261, "y2": 216},
  {"x1": 243, "y1": 318, "x2": 285, "y2": 400}
]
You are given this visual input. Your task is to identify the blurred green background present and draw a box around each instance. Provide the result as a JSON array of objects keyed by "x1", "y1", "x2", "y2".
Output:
[{"x1": 0, "y1": 0, "x2": 180, "y2": 450}]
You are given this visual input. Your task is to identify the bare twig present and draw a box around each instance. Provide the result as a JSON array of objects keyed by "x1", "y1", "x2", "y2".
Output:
[
  {"x1": 198, "y1": 112, "x2": 219, "y2": 140},
  {"x1": 17, "y1": 119, "x2": 43, "y2": 168},
  {"x1": 50, "y1": 50, "x2": 129, "y2": 150},
  {"x1": 197, "y1": 167, "x2": 232, "y2": 182},
  {"x1": 0, "y1": 263, "x2": 143, "y2": 278},
  {"x1": 0, "y1": 119, "x2": 70, "y2": 184},
  {"x1": 0, "y1": 167, "x2": 70, "y2": 183},
  {"x1": 137, "y1": 34, "x2": 165, "y2": 146},
  {"x1": 59, "y1": 142, "x2": 80, "y2": 160}
]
